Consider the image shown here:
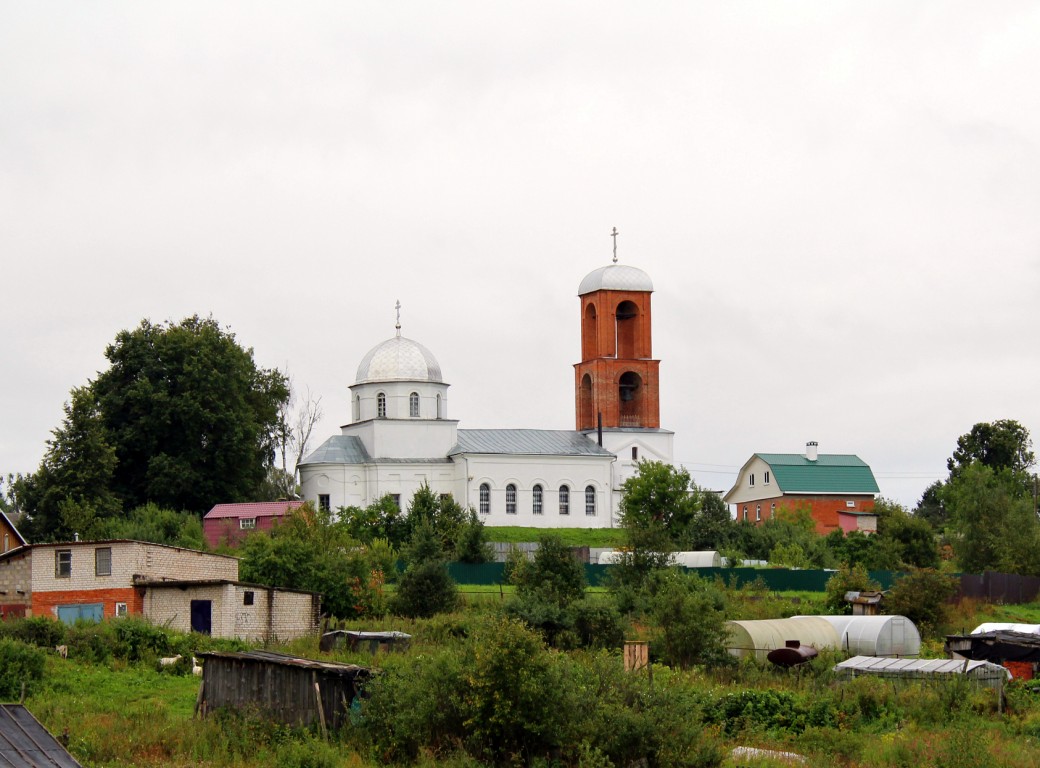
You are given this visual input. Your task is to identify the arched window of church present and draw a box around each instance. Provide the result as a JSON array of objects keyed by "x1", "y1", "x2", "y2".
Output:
[
  {"x1": 436, "y1": 394, "x2": 442, "y2": 419},
  {"x1": 479, "y1": 483, "x2": 490, "y2": 515},
  {"x1": 506, "y1": 484, "x2": 517, "y2": 514},
  {"x1": 377, "y1": 392, "x2": 387, "y2": 418},
  {"x1": 532, "y1": 484, "x2": 543, "y2": 514},
  {"x1": 409, "y1": 392, "x2": 420, "y2": 418},
  {"x1": 585, "y1": 485, "x2": 596, "y2": 516},
  {"x1": 559, "y1": 485, "x2": 570, "y2": 515},
  {"x1": 354, "y1": 395, "x2": 360, "y2": 422}
]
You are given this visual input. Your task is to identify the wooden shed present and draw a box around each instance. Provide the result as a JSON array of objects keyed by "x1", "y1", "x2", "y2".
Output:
[{"x1": 196, "y1": 650, "x2": 370, "y2": 732}]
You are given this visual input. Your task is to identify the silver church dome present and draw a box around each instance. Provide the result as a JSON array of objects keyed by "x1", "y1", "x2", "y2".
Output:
[
  {"x1": 577, "y1": 263, "x2": 654, "y2": 296},
  {"x1": 355, "y1": 335, "x2": 444, "y2": 384}
]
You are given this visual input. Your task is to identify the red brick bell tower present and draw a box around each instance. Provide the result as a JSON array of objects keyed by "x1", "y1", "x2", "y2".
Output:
[{"x1": 575, "y1": 232, "x2": 660, "y2": 431}]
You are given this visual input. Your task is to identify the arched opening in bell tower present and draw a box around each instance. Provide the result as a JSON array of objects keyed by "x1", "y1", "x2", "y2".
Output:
[
  {"x1": 618, "y1": 371, "x2": 642, "y2": 427},
  {"x1": 616, "y1": 300, "x2": 639, "y2": 358},
  {"x1": 582, "y1": 303, "x2": 598, "y2": 360},
  {"x1": 579, "y1": 373, "x2": 594, "y2": 428}
]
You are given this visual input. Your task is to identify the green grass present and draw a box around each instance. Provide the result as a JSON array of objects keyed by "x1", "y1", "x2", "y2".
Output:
[{"x1": 485, "y1": 526, "x2": 628, "y2": 547}]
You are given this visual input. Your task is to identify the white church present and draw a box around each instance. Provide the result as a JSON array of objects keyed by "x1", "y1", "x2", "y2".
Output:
[{"x1": 299, "y1": 257, "x2": 674, "y2": 528}]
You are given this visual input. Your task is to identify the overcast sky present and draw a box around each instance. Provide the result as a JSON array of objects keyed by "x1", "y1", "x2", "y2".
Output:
[{"x1": 3, "y1": 2, "x2": 1038, "y2": 511}]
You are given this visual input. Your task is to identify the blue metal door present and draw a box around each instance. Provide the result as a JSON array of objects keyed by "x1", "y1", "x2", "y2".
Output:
[
  {"x1": 56, "y1": 603, "x2": 104, "y2": 624},
  {"x1": 190, "y1": 600, "x2": 212, "y2": 634}
]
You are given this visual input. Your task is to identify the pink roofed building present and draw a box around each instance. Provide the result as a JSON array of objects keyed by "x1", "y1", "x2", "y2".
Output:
[{"x1": 203, "y1": 501, "x2": 303, "y2": 549}]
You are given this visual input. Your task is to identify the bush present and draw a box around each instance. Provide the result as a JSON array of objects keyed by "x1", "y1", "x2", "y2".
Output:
[
  {"x1": 885, "y1": 568, "x2": 958, "y2": 638},
  {"x1": 392, "y1": 560, "x2": 460, "y2": 618},
  {"x1": 647, "y1": 571, "x2": 732, "y2": 669},
  {"x1": 0, "y1": 638, "x2": 47, "y2": 699},
  {"x1": 823, "y1": 562, "x2": 880, "y2": 614},
  {"x1": 9, "y1": 616, "x2": 66, "y2": 649}
]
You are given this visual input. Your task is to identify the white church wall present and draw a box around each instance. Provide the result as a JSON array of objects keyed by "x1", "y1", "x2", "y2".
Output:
[
  {"x1": 594, "y1": 430, "x2": 675, "y2": 489},
  {"x1": 301, "y1": 461, "x2": 459, "y2": 511},
  {"x1": 460, "y1": 454, "x2": 616, "y2": 529},
  {"x1": 352, "y1": 380, "x2": 448, "y2": 422},
  {"x1": 341, "y1": 418, "x2": 459, "y2": 460}
]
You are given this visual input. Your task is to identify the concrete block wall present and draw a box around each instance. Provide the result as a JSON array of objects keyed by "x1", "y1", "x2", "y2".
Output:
[
  {"x1": 144, "y1": 583, "x2": 319, "y2": 642},
  {"x1": 0, "y1": 549, "x2": 32, "y2": 612}
]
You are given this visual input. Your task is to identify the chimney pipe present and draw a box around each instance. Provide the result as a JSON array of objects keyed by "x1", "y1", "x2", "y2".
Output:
[{"x1": 806, "y1": 441, "x2": 818, "y2": 462}]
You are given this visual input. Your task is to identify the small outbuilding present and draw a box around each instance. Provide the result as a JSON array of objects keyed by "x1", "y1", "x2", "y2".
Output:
[
  {"x1": 833, "y1": 655, "x2": 1010, "y2": 694},
  {"x1": 196, "y1": 650, "x2": 370, "y2": 732},
  {"x1": 947, "y1": 629, "x2": 1040, "y2": 681},
  {"x1": 725, "y1": 617, "x2": 841, "y2": 661},
  {"x1": 319, "y1": 630, "x2": 412, "y2": 654},
  {"x1": 793, "y1": 615, "x2": 921, "y2": 657}
]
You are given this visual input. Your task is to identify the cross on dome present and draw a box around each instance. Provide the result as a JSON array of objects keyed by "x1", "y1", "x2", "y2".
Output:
[
  {"x1": 611, "y1": 226, "x2": 619, "y2": 263},
  {"x1": 395, "y1": 299, "x2": 401, "y2": 337}
]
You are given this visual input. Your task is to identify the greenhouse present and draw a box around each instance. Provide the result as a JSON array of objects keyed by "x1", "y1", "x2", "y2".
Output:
[
  {"x1": 596, "y1": 550, "x2": 721, "y2": 567},
  {"x1": 724, "y1": 617, "x2": 841, "y2": 661},
  {"x1": 793, "y1": 615, "x2": 921, "y2": 657},
  {"x1": 833, "y1": 655, "x2": 1010, "y2": 693}
]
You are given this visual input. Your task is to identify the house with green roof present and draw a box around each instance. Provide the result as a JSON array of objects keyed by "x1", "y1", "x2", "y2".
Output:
[{"x1": 723, "y1": 441, "x2": 880, "y2": 535}]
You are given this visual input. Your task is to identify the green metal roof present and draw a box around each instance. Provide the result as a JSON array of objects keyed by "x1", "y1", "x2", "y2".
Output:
[{"x1": 755, "y1": 453, "x2": 880, "y2": 495}]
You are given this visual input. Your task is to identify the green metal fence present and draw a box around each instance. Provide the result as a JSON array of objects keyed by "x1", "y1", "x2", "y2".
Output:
[{"x1": 447, "y1": 562, "x2": 899, "y2": 591}]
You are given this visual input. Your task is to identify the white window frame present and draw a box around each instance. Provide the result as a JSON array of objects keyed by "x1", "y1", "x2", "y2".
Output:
[
  {"x1": 479, "y1": 483, "x2": 490, "y2": 515},
  {"x1": 756, "y1": 504, "x2": 761, "y2": 522},
  {"x1": 585, "y1": 485, "x2": 596, "y2": 516},
  {"x1": 115, "y1": 602, "x2": 128, "y2": 617},
  {"x1": 239, "y1": 517, "x2": 257, "y2": 530},
  {"x1": 409, "y1": 392, "x2": 420, "y2": 418},
  {"x1": 318, "y1": 494, "x2": 331, "y2": 512},
  {"x1": 559, "y1": 485, "x2": 570, "y2": 515},
  {"x1": 377, "y1": 392, "x2": 387, "y2": 418},
  {"x1": 532, "y1": 484, "x2": 543, "y2": 515},
  {"x1": 764, "y1": 471, "x2": 770, "y2": 484},
  {"x1": 749, "y1": 473, "x2": 755, "y2": 487},
  {"x1": 506, "y1": 484, "x2": 517, "y2": 515}
]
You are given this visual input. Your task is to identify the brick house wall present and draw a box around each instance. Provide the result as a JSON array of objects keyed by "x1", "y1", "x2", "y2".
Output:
[
  {"x1": 735, "y1": 495, "x2": 876, "y2": 535},
  {"x1": 203, "y1": 514, "x2": 285, "y2": 549},
  {"x1": 30, "y1": 541, "x2": 239, "y2": 620}
]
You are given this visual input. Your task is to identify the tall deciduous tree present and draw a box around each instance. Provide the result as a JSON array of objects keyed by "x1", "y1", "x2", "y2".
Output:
[
  {"x1": 947, "y1": 419, "x2": 1035, "y2": 478},
  {"x1": 18, "y1": 316, "x2": 289, "y2": 538},
  {"x1": 93, "y1": 316, "x2": 288, "y2": 512},
  {"x1": 944, "y1": 462, "x2": 1040, "y2": 574},
  {"x1": 16, "y1": 387, "x2": 120, "y2": 540}
]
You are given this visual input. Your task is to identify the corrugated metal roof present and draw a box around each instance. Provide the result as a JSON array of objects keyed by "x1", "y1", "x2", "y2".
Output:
[
  {"x1": 204, "y1": 501, "x2": 303, "y2": 520},
  {"x1": 450, "y1": 429, "x2": 614, "y2": 457},
  {"x1": 198, "y1": 650, "x2": 368, "y2": 678},
  {"x1": 299, "y1": 435, "x2": 371, "y2": 465},
  {"x1": 0, "y1": 705, "x2": 83, "y2": 768},
  {"x1": 756, "y1": 453, "x2": 880, "y2": 494},
  {"x1": 834, "y1": 655, "x2": 1009, "y2": 678}
]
